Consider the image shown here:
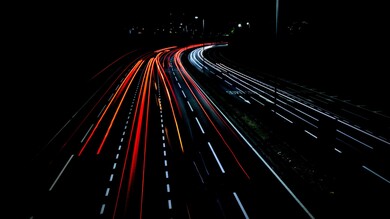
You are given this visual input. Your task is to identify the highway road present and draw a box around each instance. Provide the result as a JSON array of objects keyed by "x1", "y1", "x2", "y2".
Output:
[
  {"x1": 22, "y1": 42, "x2": 389, "y2": 219},
  {"x1": 188, "y1": 43, "x2": 390, "y2": 218}
]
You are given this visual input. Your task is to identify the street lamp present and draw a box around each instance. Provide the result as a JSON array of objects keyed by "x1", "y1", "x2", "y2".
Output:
[
  {"x1": 194, "y1": 15, "x2": 205, "y2": 38},
  {"x1": 276, "y1": 0, "x2": 279, "y2": 38}
]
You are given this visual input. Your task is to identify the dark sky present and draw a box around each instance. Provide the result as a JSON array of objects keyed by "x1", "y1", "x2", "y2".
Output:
[
  {"x1": 10, "y1": 1, "x2": 277, "y2": 81},
  {"x1": 13, "y1": 1, "x2": 387, "y2": 53},
  {"x1": 9, "y1": 0, "x2": 390, "y2": 60},
  {"x1": 8, "y1": 1, "x2": 390, "y2": 101}
]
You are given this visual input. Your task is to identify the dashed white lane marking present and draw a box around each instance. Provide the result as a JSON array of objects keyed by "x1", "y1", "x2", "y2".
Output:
[{"x1": 99, "y1": 83, "x2": 140, "y2": 215}]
